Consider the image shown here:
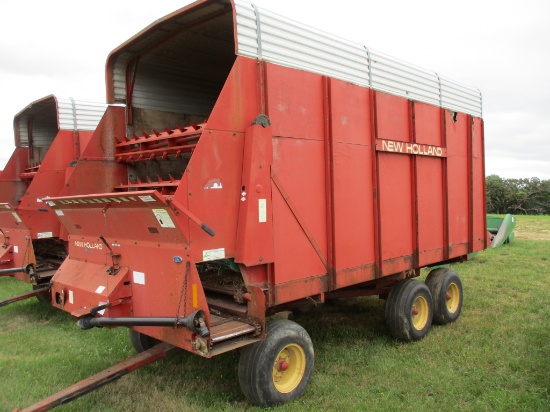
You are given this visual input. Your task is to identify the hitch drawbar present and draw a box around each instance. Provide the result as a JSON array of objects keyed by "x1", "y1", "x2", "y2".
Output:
[
  {"x1": 0, "y1": 286, "x2": 49, "y2": 308},
  {"x1": 0, "y1": 264, "x2": 35, "y2": 277},
  {"x1": 77, "y1": 310, "x2": 210, "y2": 337},
  {"x1": 14, "y1": 342, "x2": 178, "y2": 412}
]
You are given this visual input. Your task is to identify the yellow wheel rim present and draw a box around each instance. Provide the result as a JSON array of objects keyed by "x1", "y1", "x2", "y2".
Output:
[
  {"x1": 411, "y1": 295, "x2": 429, "y2": 330},
  {"x1": 272, "y1": 343, "x2": 306, "y2": 394},
  {"x1": 446, "y1": 283, "x2": 460, "y2": 314}
]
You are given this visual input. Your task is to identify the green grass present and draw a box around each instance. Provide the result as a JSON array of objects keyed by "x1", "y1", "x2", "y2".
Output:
[{"x1": 1, "y1": 216, "x2": 549, "y2": 411}]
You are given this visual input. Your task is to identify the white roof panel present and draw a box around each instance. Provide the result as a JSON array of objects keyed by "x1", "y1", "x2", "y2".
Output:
[{"x1": 234, "y1": 0, "x2": 482, "y2": 117}]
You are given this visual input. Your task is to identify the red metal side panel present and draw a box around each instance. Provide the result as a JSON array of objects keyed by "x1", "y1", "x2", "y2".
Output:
[
  {"x1": 53, "y1": 261, "x2": 132, "y2": 318},
  {"x1": 182, "y1": 130, "x2": 244, "y2": 263},
  {"x1": 17, "y1": 130, "x2": 87, "y2": 239},
  {"x1": 60, "y1": 106, "x2": 128, "y2": 197},
  {"x1": 375, "y1": 92, "x2": 414, "y2": 272},
  {"x1": 271, "y1": 186, "x2": 327, "y2": 286},
  {"x1": 265, "y1": 63, "x2": 328, "y2": 290},
  {"x1": 270, "y1": 137, "x2": 327, "y2": 285},
  {"x1": 266, "y1": 64, "x2": 324, "y2": 141},
  {"x1": 329, "y1": 80, "x2": 376, "y2": 279},
  {"x1": 446, "y1": 111, "x2": 469, "y2": 257},
  {"x1": 235, "y1": 122, "x2": 275, "y2": 266},
  {"x1": 175, "y1": 56, "x2": 261, "y2": 262},
  {"x1": 207, "y1": 57, "x2": 261, "y2": 132},
  {"x1": 472, "y1": 117, "x2": 486, "y2": 251},
  {"x1": 332, "y1": 143, "x2": 375, "y2": 272},
  {"x1": 330, "y1": 79, "x2": 373, "y2": 145},
  {"x1": 414, "y1": 103, "x2": 445, "y2": 265},
  {"x1": 0, "y1": 205, "x2": 35, "y2": 282},
  {"x1": 0, "y1": 147, "x2": 29, "y2": 205}
]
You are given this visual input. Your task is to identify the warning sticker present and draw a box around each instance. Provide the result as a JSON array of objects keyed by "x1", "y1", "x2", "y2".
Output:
[
  {"x1": 139, "y1": 195, "x2": 156, "y2": 202},
  {"x1": 204, "y1": 179, "x2": 223, "y2": 190},
  {"x1": 46, "y1": 201, "x2": 55, "y2": 207},
  {"x1": 69, "y1": 290, "x2": 74, "y2": 304},
  {"x1": 95, "y1": 285, "x2": 106, "y2": 294},
  {"x1": 37, "y1": 232, "x2": 53, "y2": 239},
  {"x1": 98, "y1": 301, "x2": 108, "y2": 316},
  {"x1": 203, "y1": 248, "x2": 225, "y2": 262},
  {"x1": 13, "y1": 246, "x2": 18, "y2": 253},
  {"x1": 152, "y1": 209, "x2": 175, "y2": 228},
  {"x1": 258, "y1": 199, "x2": 267, "y2": 223},
  {"x1": 55, "y1": 210, "x2": 64, "y2": 216},
  {"x1": 133, "y1": 271, "x2": 145, "y2": 285},
  {"x1": 12, "y1": 212, "x2": 22, "y2": 223}
]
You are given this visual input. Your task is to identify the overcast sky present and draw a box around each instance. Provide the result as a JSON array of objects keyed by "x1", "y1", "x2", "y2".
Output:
[{"x1": 1, "y1": 0, "x2": 548, "y2": 178}]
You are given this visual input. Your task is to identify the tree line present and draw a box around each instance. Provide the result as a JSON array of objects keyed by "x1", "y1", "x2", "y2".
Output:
[{"x1": 486, "y1": 175, "x2": 550, "y2": 215}]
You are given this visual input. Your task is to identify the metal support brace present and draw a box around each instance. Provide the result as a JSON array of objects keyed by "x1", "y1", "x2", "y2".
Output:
[
  {"x1": 0, "y1": 286, "x2": 49, "y2": 308},
  {"x1": 251, "y1": 3, "x2": 263, "y2": 60}
]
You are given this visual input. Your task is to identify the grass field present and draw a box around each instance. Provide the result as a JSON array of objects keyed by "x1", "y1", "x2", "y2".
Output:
[{"x1": 1, "y1": 216, "x2": 549, "y2": 411}]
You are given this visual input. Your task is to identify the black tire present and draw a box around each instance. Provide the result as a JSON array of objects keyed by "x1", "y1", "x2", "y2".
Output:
[
  {"x1": 385, "y1": 279, "x2": 433, "y2": 341},
  {"x1": 425, "y1": 267, "x2": 463, "y2": 325},
  {"x1": 129, "y1": 329, "x2": 161, "y2": 353},
  {"x1": 291, "y1": 300, "x2": 316, "y2": 317},
  {"x1": 238, "y1": 319, "x2": 314, "y2": 407}
]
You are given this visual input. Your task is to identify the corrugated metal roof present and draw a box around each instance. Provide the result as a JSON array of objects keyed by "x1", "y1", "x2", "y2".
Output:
[
  {"x1": 14, "y1": 95, "x2": 107, "y2": 147},
  {"x1": 234, "y1": 0, "x2": 482, "y2": 117},
  {"x1": 107, "y1": 0, "x2": 235, "y2": 116},
  {"x1": 106, "y1": 0, "x2": 481, "y2": 119}
]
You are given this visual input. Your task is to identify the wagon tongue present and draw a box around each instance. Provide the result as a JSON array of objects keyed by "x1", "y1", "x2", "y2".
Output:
[{"x1": 14, "y1": 342, "x2": 179, "y2": 412}]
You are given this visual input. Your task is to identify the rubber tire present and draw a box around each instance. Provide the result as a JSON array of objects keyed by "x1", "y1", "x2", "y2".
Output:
[
  {"x1": 425, "y1": 267, "x2": 463, "y2": 325},
  {"x1": 129, "y1": 329, "x2": 161, "y2": 353},
  {"x1": 238, "y1": 319, "x2": 314, "y2": 407},
  {"x1": 385, "y1": 279, "x2": 433, "y2": 342}
]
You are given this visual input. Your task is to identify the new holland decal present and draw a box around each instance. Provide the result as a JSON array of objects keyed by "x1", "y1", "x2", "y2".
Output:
[{"x1": 375, "y1": 139, "x2": 447, "y2": 157}]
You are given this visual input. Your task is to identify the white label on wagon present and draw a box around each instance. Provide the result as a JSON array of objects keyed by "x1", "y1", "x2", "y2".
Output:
[
  {"x1": 98, "y1": 301, "x2": 108, "y2": 316},
  {"x1": 12, "y1": 212, "x2": 22, "y2": 223},
  {"x1": 13, "y1": 246, "x2": 18, "y2": 253},
  {"x1": 68, "y1": 290, "x2": 74, "y2": 304},
  {"x1": 258, "y1": 199, "x2": 267, "y2": 223},
  {"x1": 3, "y1": 205, "x2": 10, "y2": 209},
  {"x1": 55, "y1": 210, "x2": 64, "y2": 216},
  {"x1": 152, "y1": 209, "x2": 175, "y2": 228},
  {"x1": 37, "y1": 232, "x2": 53, "y2": 239},
  {"x1": 46, "y1": 201, "x2": 55, "y2": 207},
  {"x1": 133, "y1": 271, "x2": 146, "y2": 285},
  {"x1": 95, "y1": 285, "x2": 106, "y2": 294},
  {"x1": 139, "y1": 195, "x2": 156, "y2": 202},
  {"x1": 203, "y1": 248, "x2": 225, "y2": 261},
  {"x1": 204, "y1": 179, "x2": 223, "y2": 189}
]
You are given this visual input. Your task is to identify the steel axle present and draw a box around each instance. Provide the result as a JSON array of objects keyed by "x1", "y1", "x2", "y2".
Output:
[
  {"x1": 77, "y1": 310, "x2": 210, "y2": 337},
  {"x1": 0, "y1": 264, "x2": 35, "y2": 276}
]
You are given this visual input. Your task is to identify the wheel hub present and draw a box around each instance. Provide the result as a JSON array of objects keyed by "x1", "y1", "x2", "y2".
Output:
[
  {"x1": 411, "y1": 295, "x2": 429, "y2": 330},
  {"x1": 446, "y1": 283, "x2": 460, "y2": 313},
  {"x1": 272, "y1": 344, "x2": 306, "y2": 394},
  {"x1": 277, "y1": 359, "x2": 289, "y2": 372}
]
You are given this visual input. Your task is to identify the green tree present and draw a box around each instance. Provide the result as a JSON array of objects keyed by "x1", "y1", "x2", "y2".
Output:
[{"x1": 486, "y1": 175, "x2": 550, "y2": 215}]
